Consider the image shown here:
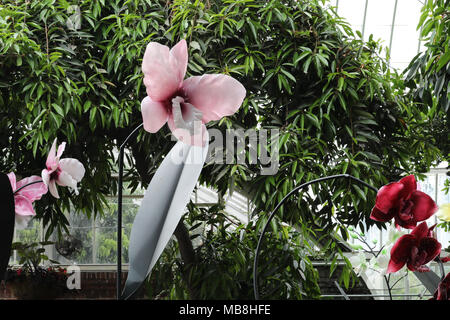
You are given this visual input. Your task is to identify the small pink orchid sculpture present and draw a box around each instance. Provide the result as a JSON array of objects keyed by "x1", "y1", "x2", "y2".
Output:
[
  {"x1": 140, "y1": 39, "x2": 246, "y2": 146},
  {"x1": 7, "y1": 173, "x2": 47, "y2": 229},
  {"x1": 6, "y1": 138, "x2": 85, "y2": 229},
  {"x1": 41, "y1": 139, "x2": 85, "y2": 199}
]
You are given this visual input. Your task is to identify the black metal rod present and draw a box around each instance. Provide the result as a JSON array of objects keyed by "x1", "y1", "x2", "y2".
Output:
[
  {"x1": 117, "y1": 123, "x2": 143, "y2": 300},
  {"x1": 252, "y1": 174, "x2": 379, "y2": 300},
  {"x1": 13, "y1": 180, "x2": 44, "y2": 195}
]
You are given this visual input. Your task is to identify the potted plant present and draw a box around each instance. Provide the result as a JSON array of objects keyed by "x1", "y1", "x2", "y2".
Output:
[{"x1": 6, "y1": 241, "x2": 68, "y2": 300}]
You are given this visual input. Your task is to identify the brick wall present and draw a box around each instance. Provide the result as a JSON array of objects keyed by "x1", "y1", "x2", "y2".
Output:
[
  {"x1": 1, "y1": 266, "x2": 373, "y2": 300},
  {"x1": 0, "y1": 271, "x2": 144, "y2": 300}
]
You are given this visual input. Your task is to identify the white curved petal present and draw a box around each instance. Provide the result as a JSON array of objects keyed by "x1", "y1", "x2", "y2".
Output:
[
  {"x1": 59, "y1": 158, "x2": 85, "y2": 182},
  {"x1": 48, "y1": 180, "x2": 60, "y2": 199},
  {"x1": 56, "y1": 141, "x2": 66, "y2": 159},
  {"x1": 56, "y1": 171, "x2": 80, "y2": 195},
  {"x1": 41, "y1": 169, "x2": 50, "y2": 186}
]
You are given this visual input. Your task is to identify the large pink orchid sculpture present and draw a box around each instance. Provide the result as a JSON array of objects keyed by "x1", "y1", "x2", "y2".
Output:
[
  {"x1": 140, "y1": 39, "x2": 246, "y2": 146},
  {"x1": 7, "y1": 173, "x2": 47, "y2": 229},
  {"x1": 41, "y1": 139, "x2": 85, "y2": 199}
]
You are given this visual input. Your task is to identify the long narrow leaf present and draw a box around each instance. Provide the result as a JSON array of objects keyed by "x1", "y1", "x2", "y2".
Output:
[{"x1": 121, "y1": 140, "x2": 209, "y2": 299}]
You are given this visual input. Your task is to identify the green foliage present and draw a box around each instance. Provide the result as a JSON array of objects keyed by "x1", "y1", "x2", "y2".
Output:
[
  {"x1": 403, "y1": 0, "x2": 449, "y2": 166},
  {"x1": 11, "y1": 241, "x2": 58, "y2": 271},
  {"x1": 146, "y1": 202, "x2": 321, "y2": 299},
  {"x1": 0, "y1": 0, "x2": 444, "y2": 299}
]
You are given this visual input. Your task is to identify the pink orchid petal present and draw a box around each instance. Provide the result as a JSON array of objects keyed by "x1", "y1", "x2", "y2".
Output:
[
  {"x1": 7, "y1": 172, "x2": 16, "y2": 190},
  {"x1": 56, "y1": 141, "x2": 66, "y2": 159},
  {"x1": 48, "y1": 180, "x2": 60, "y2": 199},
  {"x1": 59, "y1": 158, "x2": 85, "y2": 182},
  {"x1": 169, "y1": 39, "x2": 188, "y2": 85},
  {"x1": 46, "y1": 139, "x2": 58, "y2": 169},
  {"x1": 14, "y1": 194, "x2": 36, "y2": 216},
  {"x1": 141, "y1": 96, "x2": 169, "y2": 133},
  {"x1": 182, "y1": 74, "x2": 246, "y2": 123},
  {"x1": 16, "y1": 176, "x2": 48, "y2": 202},
  {"x1": 142, "y1": 40, "x2": 187, "y2": 101},
  {"x1": 167, "y1": 116, "x2": 208, "y2": 147}
]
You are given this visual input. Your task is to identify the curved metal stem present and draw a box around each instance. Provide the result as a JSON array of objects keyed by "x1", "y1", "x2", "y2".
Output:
[
  {"x1": 117, "y1": 123, "x2": 144, "y2": 300},
  {"x1": 385, "y1": 274, "x2": 393, "y2": 300},
  {"x1": 13, "y1": 180, "x2": 44, "y2": 195},
  {"x1": 252, "y1": 174, "x2": 378, "y2": 300}
]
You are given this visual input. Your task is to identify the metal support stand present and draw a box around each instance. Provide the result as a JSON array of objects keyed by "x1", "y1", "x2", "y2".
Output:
[
  {"x1": 117, "y1": 123, "x2": 143, "y2": 300},
  {"x1": 252, "y1": 174, "x2": 379, "y2": 300}
]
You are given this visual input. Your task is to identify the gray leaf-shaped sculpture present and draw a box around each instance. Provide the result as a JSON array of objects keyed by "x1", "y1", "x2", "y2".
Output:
[
  {"x1": 0, "y1": 173, "x2": 15, "y2": 281},
  {"x1": 121, "y1": 139, "x2": 209, "y2": 299},
  {"x1": 413, "y1": 270, "x2": 441, "y2": 296}
]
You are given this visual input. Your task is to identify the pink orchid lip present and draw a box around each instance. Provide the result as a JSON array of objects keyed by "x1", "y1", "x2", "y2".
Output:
[{"x1": 140, "y1": 39, "x2": 246, "y2": 146}]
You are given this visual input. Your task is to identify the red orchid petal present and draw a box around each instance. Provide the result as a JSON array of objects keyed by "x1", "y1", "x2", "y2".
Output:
[
  {"x1": 370, "y1": 206, "x2": 395, "y2": 222},
  {"x1": 411, "y1": 221, "x2": 430, "y2": 239},
  {"x1": 387, "y1": 234, "x2": 416, "y2": 274},
  {"x1": 409, "y1": 190, "x2": 438, "y2": 222},
  {"x1": 394, "y1": 216, "x2": 417, "y2": 230},
  {"x1": 398, "y1": 175, "x2": 417, "y2": 199},
  {"x1": 374, "y1": 181, "x2": 404, "y2": 214},
  {"x1": 181, "y1": 74, "x2": 246, "y2": 123},
  {"x1": 436, "y1": 272, "x2": 450, "y2": 300},
  {"x1": 419, "y1": 237, "x2": 442, "y2": 265}
]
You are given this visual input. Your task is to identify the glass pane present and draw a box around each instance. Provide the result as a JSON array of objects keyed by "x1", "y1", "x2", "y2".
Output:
[
  {"x1": 15, "y1": 218, "x2": 41, "y2": 244},
  {"x1": 337, "y1": 0, "x2": 366, "y2": 30},
  {"x1": 94, "y1": 196, "x2": 141, "y2": 264},
  {"x1": 53, "y1": 212, "x2": 94, "y2": 264},
  {"x1": 364, "y1": 0, "x2": 395, "y2": 43}
]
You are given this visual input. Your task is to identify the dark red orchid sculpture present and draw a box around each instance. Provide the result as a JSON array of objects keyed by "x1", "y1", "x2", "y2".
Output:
[
  {"x1": 387, "y1": 222, "x2": 441, "y2": 274},
  {"x1": 431, "y1": 272, "x2": 450, "y2": 300},
  {"x1": 370, "y1": 175, "x2": 438, "y2": 229}
]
